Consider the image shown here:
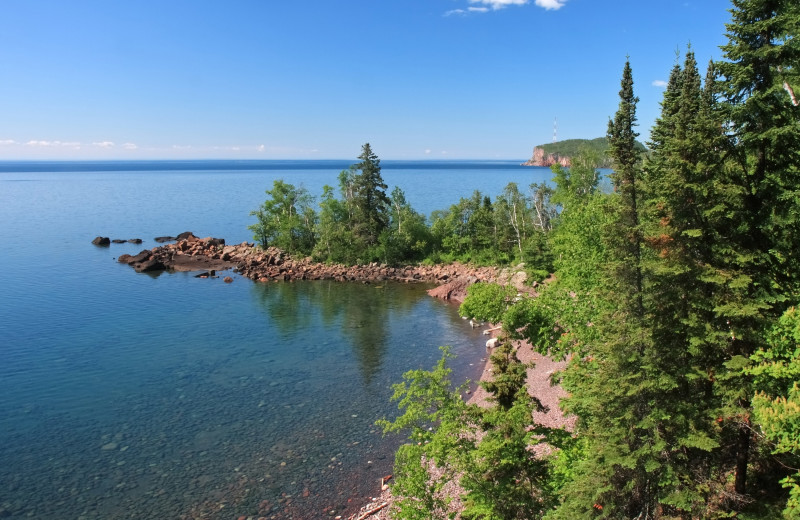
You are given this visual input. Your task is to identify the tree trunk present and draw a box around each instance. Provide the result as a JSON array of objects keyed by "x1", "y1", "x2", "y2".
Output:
[{"x1": 734, "y1": 421, "x2": 750, "y2": 495}]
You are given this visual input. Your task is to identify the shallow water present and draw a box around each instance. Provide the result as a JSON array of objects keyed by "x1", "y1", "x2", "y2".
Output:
[{"x1": 0, "y1": 160, "x2": 548, "y2": 519}]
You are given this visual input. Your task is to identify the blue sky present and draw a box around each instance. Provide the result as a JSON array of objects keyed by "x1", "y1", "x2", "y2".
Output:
[{"x1": 0, "y1": 0, "x2": 734, "y2": 160}]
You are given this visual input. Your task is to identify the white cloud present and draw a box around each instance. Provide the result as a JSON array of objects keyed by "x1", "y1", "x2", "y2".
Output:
[
  {"x1": 534, "y1": 0, "x2": 566, "y2": 9},
  {"x1": 92, "y1": 141, "x2": 115, "y2": 148},
  {"x1": 25, "y1": 140, "x2": 81, "y2": 147},
  {"x1": 424, "y1": 149, "x2": 432, "y2": 155},
  {"x1": 123, "y1": 142, "x2": 138, "y2": 150},
  {"x1": 469, "y1": 7, "x2": 490, "y2": 12},
  {"x1": 0, "y1": 139, "x2": 16, "y2": 145},
  {"x1": 652, "y1": 80, "x2": 668, "y2": 88},
  {"x1": 257, "y1": 144, "x2": 265, "y2": 152},
  {"x1": 445, "y1": 8, "x2": 467, "y2": 15}
]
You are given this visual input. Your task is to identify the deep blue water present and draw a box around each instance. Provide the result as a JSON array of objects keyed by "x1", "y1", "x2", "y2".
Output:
[{"x1": 0, "y1": 160, "x2": 553, "y2": 519}]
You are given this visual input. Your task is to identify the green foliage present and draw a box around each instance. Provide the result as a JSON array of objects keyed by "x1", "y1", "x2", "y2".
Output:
[
  {"x1": 459, "y1": 283, "x2": 516, "y2": 324},
  {"x1": 249, "y1": 179, "x2": 316, "y2": 254},
  {"x1": 377, "y1": 347, "x2": 470, "y2": 519},
  {"x1": 748, "y1": 306, "x2": 800, "y2": 518},
  {"x1": 379, "y1": 186, "x2": 433, "y2": 264},
  {"x1": 379, "y1": 347, "x2": 555, "y2": 520},
  {"x1": 430, "y1": 191, "x2": 502, "y2": 264}
]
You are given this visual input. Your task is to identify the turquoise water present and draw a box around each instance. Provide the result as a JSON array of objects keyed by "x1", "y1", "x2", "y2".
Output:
[{"x1": 0, "y1": 161, "x2": 552, "y2": 519}]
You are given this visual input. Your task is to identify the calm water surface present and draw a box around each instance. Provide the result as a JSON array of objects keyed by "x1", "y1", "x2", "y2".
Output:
[{"x1": 0, "y1": 160, "x2": 552, "y2": 519}]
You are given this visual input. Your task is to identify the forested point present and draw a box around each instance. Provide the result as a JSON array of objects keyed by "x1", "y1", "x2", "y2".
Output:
[
  {"x1": 253, "y1": 1, "x2": 800, "y2": 518},
  {"x1": 249, "y1": 142, "x2": 555, "y2": 274}
]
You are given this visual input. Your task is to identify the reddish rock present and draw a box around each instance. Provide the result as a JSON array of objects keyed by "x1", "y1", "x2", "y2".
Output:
[{"x1": 522, "y1": 146, "x2": 571, "y2": 167}]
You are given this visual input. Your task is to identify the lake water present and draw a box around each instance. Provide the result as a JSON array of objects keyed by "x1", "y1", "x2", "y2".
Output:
[{"x1": 0, "y1": 160, "x2": 553, "y2": 519}]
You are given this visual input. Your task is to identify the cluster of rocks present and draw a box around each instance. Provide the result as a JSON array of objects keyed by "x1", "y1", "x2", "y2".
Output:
[
  {"x1": 115, "y1": 232, "x2": 244, "y2": 273},
  {"x1": 91, "y1": 236, "x2": 142, "y2": 246}
]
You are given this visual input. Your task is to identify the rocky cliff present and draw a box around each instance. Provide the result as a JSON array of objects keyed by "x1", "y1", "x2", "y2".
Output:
[{"x1": 522, "y1": 147, "x2": 571, "y2": 167}]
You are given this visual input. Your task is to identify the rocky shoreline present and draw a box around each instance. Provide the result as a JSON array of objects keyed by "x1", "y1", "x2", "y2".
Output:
[{"x1": 104, "y1": 232, "x2": 534, "y2": 301}]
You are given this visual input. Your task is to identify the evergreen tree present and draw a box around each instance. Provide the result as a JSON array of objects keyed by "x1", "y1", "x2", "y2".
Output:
[
  {"x1": 607, "y1": 58, "x2": 645, "y2": 317},
  {"x1": 715, "y1": 0, "x2": 800, "y2": 495},
  {"x1": 351, "y1": 143, "x2": 391, "y2": 248}
]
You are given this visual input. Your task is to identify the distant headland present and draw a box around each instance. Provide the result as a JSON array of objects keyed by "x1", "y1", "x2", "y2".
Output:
[{"x1": 522, "y1": 137, "x2": 647, "y2": 168}]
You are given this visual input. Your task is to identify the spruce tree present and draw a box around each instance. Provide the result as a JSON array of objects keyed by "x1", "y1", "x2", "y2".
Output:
[
  {"x1": 351, "y1": 143, "x2": 391, "y2": 248},
  {"x1": 607, "y1": 59, "x2": 645, "y2": 317}
]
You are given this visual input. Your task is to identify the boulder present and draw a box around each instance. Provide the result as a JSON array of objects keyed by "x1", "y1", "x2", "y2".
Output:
[
  {"x1": 223, "y1": 276, "x2": 233, "y2": 283},
  {"x1": 126, "y1": 250, "x2": 152, "y2": 264},
  {"x1": 128, "y1": 238, "x2": 143, "y2": 244},
  {"x1": 176, "y1": 231, "x2": 196, "y2": 241},
  {"x1": 111, "y1": 239, "x2": 127, "y2": 244},
  {"x1": 92, "y1": 236, "x2": 111, "y2": 246},
  {"x1": 154, "y1": 236, "x2": 177, "y2": 243},
  {"x1": 134, "y1": 257, "x2": 166, "y2": 273}
]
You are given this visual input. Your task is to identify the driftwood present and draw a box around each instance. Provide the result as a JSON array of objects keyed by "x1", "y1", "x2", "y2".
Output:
[
  {"x1": 482, "y1": 325, "x2": 502, "y2": 335},
  {"x1": 354, "y1": 502, "x2": 388, "y2": 520}
]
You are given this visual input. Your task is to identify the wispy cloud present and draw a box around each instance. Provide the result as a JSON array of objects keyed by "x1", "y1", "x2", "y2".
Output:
[
  {"x1": 92, "y1": 141, "x2": 115, "y2": 148},
  {"x1": 652, "y1": 80, "x2": 668, "y2": 88},
  {"x1": 468, "y1": 0, "x2": 528, "y2": 9},
  {"x1": 0, "y1": 139, "x2": 17, "y2": 145},
  {"x1": 123, "y1": 142, "x2": 138, "y2": 150},
  {"x1": 448, "y1": 0, "x2": 566, "y2": 15}
]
